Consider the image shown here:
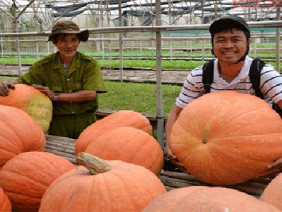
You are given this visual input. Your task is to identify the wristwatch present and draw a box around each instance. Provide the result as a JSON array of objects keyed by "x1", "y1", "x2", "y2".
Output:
[{"x1": 53, "y1": 93, "x2": 60, "y2": 101}]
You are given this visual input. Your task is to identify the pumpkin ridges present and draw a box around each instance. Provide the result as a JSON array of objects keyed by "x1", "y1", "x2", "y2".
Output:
[
  {"x1": 144, "y1": 147, "x2": 164, "y2": 174},
  {"x1": 203, "y1": 146, "x2": 264, "y2": 184},
  {"x1": 179, "y1": 143, "x2": 232, "y2": 184},
  {"x1": 0, "y1": 84, "x2": 46, "y2": 109},
  {"x1": 173, "y1": 131, "x2": 282, "y2": 185},
  {"x1": 0, "y1": 106, "x2": 45, "y2": 152},
  {"x1": 215, "y1": 112, "x2": 280, "y2": 137},
  {"x1": 103, "y1": 128, "x2": 152, "y2": 162},
  {"x1": 21, "y1": 117, "x2": 45, "y2": 152},
  {"x1": 107, "y1": 166, "x2": 156, "y2": 210},
  {"x1": 100, "y1": 170, "x2": 140, "y2": 211},
  {"x1": 177, "y1": 105, "x2": 279, "y2": 142},
  {"x1": 134, "y1": 138, "x2": 164, "y2": 174},
  {"x1": 0, "y1": 134, "x2": 21, "y2": 156},
  {"x1": 175, "y1": 132, "x2": 281, "y2": 167},
  {"x1": 39, "y1": 153, "x2": 77, "y2": 182},
  {"x1": 39, "y1": 167, "x2": 112, "y2": 211},
  {"x1": 143, "y1": 187, "x2": 204, "y2": 212},
  {"x1": 1, "y1": 169, "x2": 49, "y2": 195},
  {"x1": 176, "y1": 91, "x2": 280, "y2": 139},
  {"x1": 0, "y1": 113, "x2": 28, "y2": 152},
  {"x1": 2, "y1": 152, "x2": 70, "y2": 188},
  {"x1": 37, "y1": 169, "x2": 83, "y2": 211}
]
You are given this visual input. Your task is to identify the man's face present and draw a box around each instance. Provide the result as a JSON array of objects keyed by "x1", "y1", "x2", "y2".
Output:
[
  {"x1": 54, "y1": 34, "x2": 80, "y2": 59},
  {"x1": 213, "y1": 29, "x2": 251, "y2": 64}
]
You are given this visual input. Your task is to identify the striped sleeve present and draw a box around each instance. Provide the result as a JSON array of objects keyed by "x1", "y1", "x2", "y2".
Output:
[
  {"x1": 176, "y1": 66, "x2": 205, "y2": 108},
  {"x1": 260, "y1": 64, "x2": 282, "y2": 104}
]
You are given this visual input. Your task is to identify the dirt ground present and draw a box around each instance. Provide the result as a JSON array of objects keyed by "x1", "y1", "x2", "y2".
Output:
[{"x1": 0, "y1": 64, "x2": 190, "y2": 85}]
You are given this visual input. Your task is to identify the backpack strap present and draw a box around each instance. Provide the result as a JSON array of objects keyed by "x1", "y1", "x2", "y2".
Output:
[
  {"x1": 202, "y1": 60, "x2": 215, "y2": 94},
  {"x1": 249, "y1": 58, "x2": 265, "y2": 99},
  {"x1": 249, "y1": 59, "x2": 282, "y2": 118},
  {"x1": 272, "y1": 103, "x2": 282, "y2": 118}
]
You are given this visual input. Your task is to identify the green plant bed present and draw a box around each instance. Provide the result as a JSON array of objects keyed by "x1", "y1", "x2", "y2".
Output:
[
  {"x1": 98, "y1": 81, "x2": 181, "y2": 116},
  {"x1": 0, "y1": 57, "x2": 203, "y2": 70},
  {"x1": 99, "y1": 59, "x2": 202, "y2": 70},
  {"x1": 0, "y1": 76, "x2": 17, "y2": 82},
  {"x1": 0, "y1": 54, "x2": 281, "y2": 72}
]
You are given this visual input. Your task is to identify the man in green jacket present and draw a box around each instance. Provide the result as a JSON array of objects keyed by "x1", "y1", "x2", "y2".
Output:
[{"x1": 0, "y1": 20, "x2": 107, "y2": 139}]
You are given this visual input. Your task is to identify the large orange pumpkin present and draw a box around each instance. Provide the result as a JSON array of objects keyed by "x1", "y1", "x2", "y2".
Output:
[
  {"x1": 0, "y1": 151, "x2": 75, "y2": 212},
  {"x1": 0, "y1": 187, "x2": 11, "y2": 212},
  {"x1": 39, "y1": 153, "x2": 166, "y2": 212},
  {"x1": 170, "y1": 91, "x2": 282, "y2": 185},
  {"x1": 0, "y1": 84, "x2": 52, "y2": 132},
  {"x1": 85, "y1": 127, "x2": 164, "y2": 174},
  {"x1": 0, "y1": 105, "x2": 46, "y2": 169},
  {"x1": 260, "y1": 173, "x2": 282, "y2": 210},
  {"x1": 75, "y1": 110, "x2": 153, "y2": 155},
  {"x1": 143, "y1": 186, "x2": 281, "y2": 212}
]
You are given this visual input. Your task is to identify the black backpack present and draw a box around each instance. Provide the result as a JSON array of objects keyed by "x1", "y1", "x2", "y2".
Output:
[{"x1": 202, "y1": 59, "x2": 282, "y2": 118}]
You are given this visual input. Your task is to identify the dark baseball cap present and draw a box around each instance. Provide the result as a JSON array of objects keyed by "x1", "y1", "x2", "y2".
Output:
[
  {"x1": 209, "y1": 15, "x2": 250, "y2": 36},
  {"x1": 48, "y1": 20, "x2": 89, "y2": 42}
]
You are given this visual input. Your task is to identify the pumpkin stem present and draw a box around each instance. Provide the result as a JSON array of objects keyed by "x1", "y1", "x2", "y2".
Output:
[
  {"x1": 202, "y1": 138, "x2": 208, "y2": 144},
  {"x1": 202, "y1": 128, "x2": 209, "y2": 144},
  {"x1": 76, "y1": 152, "x2": 111, "y2": 175}
]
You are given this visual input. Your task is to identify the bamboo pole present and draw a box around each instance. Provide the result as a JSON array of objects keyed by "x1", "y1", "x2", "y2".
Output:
[
  {"x1": 0, "y1": 21, "x2": 281, "y2": 38},
  {"x1": 119, "y1": 0, "x2": 123, "y2": 82},
  {"x1": 276, "y1": 2, "x2": 281, "y2": 73},
  {"x1": 155, "y1": 0, "x2": 164, "y2": 148},
  {"x1": 15, "y1": 20, "x2": 22, "y2": 76}
]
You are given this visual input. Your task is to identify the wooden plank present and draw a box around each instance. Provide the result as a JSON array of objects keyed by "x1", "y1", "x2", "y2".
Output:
[
  {"x1": 44, "y1": 135, "x2": 76, "y2": 164},
  {"x1": 159, "y1": 170, "x2": 268, "y2": 197},
  {"x1": 159, "y1": 175, "x2": 198, "y2": 188},
  {"x1": 45, "y1": 139, "x2": 75, "y2": 153},
  {"x1": 44, "y1": 147, "x2": 76, "y2": 164},
  {"x1": 95, "y1": 109, "x2": 166, "y2": 123}
]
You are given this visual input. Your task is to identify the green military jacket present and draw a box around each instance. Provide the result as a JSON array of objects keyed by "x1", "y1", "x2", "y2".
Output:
[{"x1": 18, "y1": 51, "x2": 107, "y2": 116}]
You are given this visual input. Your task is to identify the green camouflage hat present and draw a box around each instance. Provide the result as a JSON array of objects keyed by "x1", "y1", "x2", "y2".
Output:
[{"x1": 48, "y1": 20, "x2": 89, "y2": 42}]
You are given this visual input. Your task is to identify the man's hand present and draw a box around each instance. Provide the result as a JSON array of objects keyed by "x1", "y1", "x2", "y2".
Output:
[
  {"x1": 165, "y1": 105, "x2": 188, "y2": 173},
  {"x1": 255, "y1": 157, "x2": 282, "y2": 180},
  {"x1": 32, "y1": 84, "x2": 54, "y2": 100},
  {"x1": 0, "y1": 81, "x2": 17, "y2": 96},
  {"x1": 165, "y1": 144, "x2": 187, "y2": 172},
  {"x1": 267, "y1": 157, "x2": 282, "y2": 170}
]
